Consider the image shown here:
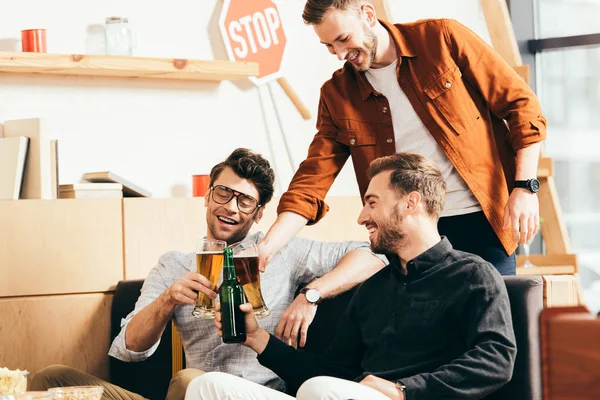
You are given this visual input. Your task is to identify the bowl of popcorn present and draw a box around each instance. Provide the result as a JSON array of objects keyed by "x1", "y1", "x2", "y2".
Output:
[
  {"x1": 14, "y1": 392, "x2": 52, "y2": 400},
  {"x1": 0, "y1": 368, "x2": 29, "y2": 396},
  {"x1": 47, "y1": 387, "x2": 103, "y2": 400}
]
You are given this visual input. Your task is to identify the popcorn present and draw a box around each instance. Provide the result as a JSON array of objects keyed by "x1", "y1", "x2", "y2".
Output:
[{"x1": 0, "y1": 368, "x2": 29, "y2": 395}]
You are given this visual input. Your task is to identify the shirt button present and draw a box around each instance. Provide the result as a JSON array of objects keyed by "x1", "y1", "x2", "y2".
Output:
[
  {"x1": 382, "y1": 106, "x2": 388, "y2": 114},
  {"x1": 445, "y1": 82, "x2": 452, "y2": 89},
  {"x1": 386, "y1": 138, "x2": 393, "y2": 144},
  {"x1": 349, "y1": 138, "x2": 356, "y2": 145}
]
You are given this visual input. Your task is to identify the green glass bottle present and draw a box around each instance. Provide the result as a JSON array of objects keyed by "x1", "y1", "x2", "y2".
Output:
[{"x1": 220, "y1": 247, "x2": 247, "y2": 343}]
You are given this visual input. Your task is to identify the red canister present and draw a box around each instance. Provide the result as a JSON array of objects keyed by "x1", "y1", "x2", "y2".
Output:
[{"x1": 21, "y1": 29, "x2": 47, "y2": 52}]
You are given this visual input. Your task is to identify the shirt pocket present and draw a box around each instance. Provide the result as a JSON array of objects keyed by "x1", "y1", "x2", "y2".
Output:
[
  {"x1": 424, "y1": 64, "x2": 480, "y2": 136},
  {"x1": 335, "y1": 129, "x2": 377, "y2": 147}
]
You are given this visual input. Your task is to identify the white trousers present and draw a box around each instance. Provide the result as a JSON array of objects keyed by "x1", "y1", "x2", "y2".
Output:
[{"x1": 185, "y1": 372, "x2": 391, "y2": 400}]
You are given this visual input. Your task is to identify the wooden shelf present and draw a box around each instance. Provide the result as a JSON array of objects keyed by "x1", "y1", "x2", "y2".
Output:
[
  {"x1": 0, "y1": 51, "x2": 259, "y2": 82},
  {"x1": 516, "y1": 253, "x2": 578, "y2": 276}
]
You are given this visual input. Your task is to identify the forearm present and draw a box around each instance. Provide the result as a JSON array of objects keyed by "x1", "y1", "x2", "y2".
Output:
[
  {"x1": 515, "y1": 143, "x2": 541, "y2": 180},
  {"x1": 308, "y1": 249, "x2": 385, "y2": 298},
  {"x1": 125, "y1": 293, "x2": 175, "y2": 351},
  {"x1": 256, "y1": 334, "x2": 355, "y2": 391},
  {"x1": 262, "y1": 212, "x2": 308, "y2": 257}
]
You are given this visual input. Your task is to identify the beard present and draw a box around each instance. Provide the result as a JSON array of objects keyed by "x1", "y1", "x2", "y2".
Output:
[
  {"x1": 352, "y1": 24, "x2": 378, "y2": 71},
  {"x1": 369, "y1": 207, "x2": 407, "y2": 254},
  {"x1": 206, "y1": 214, "x2": 252, "y2": 245}
]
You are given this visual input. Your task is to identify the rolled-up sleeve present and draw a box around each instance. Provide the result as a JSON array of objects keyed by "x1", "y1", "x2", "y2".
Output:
[
  {"x1": 444, "y1": 18, "x2": 547, "y2": 150},
  {"x1": 108, "y1": 258, "x2": 173, "y2": 362}
]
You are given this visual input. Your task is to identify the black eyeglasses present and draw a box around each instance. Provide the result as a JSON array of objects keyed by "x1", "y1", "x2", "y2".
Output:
[{"x1": 210, "y1": 185, "x2": 261, "y2": 214}]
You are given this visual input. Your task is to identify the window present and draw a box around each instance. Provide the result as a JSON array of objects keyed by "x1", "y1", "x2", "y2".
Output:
[{"x1": 512, "y1": 0, "x2": 600, "y2": 310}]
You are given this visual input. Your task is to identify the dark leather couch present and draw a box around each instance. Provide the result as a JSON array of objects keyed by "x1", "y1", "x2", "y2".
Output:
[{"x1": 110, "y1": 276, "x2": 543, "y2": 400}]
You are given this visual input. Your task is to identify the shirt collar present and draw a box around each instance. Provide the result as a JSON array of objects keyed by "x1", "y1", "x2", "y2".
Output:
[
  {"x1": 356, "y1": 20, "x2": 417, "y2": 101},
  {"x1": 392, "y1": 237, "x2": 453, "y2": 278}
]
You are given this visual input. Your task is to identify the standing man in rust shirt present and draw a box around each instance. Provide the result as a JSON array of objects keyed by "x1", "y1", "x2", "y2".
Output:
[{"x1": 259, "y1": 0, "x2": 546, "y2": 281}]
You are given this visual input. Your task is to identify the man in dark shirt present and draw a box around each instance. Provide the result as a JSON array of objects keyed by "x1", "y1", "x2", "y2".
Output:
[{"x1": 185, "y1": 153, "x2": 517, "y2": 400}]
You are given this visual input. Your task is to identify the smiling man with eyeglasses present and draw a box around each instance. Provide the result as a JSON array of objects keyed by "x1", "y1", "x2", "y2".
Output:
[{"x1": 31, "y1": 148, "x2": 386, "y2": 400}]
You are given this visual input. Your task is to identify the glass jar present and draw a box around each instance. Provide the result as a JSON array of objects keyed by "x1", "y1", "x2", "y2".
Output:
[{"x1": 104, "y1": 16, "x2": 132, "y2": 56}]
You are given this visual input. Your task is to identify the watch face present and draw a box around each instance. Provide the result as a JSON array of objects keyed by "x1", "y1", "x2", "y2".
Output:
[
  {"x1": 305, "y1": 289, "x2": 321, "y2": 303},
  {"x1": 529, "y1": 179, "x2": 541, "y2": 193}
]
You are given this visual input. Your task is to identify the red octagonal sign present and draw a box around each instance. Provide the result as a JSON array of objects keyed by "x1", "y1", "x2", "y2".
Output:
[{"x1": 219, "y1": 0, "x2": 287, "y2": 85}]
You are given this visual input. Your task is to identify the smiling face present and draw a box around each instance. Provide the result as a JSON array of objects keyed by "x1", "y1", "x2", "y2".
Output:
[
  {"x1": 314, "y1": 6, "x2": 378, "y2": 71},
  {"x1": 357, "y1": 171, "x2": 409, "y2": 254},
  {"x1": 205, "y1": 167, "x2": 263, "y2": 245}
]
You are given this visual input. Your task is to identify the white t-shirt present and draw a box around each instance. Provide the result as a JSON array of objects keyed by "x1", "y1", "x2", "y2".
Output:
[{"x1": 365, "y1": 60, "x2": 481, "y2": 217}]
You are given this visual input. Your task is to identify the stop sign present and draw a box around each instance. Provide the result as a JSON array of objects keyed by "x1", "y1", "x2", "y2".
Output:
[{"x1": 219, "y1": 0, "x2": 287, "y2": 85}]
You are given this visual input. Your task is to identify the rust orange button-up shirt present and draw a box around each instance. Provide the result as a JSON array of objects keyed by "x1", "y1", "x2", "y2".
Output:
[{"x1": 277, "y1": 19, "x2": 547, "y2": 255}]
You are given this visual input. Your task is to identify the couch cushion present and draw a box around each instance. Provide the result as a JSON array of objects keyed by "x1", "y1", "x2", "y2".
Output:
[{"x1": 109, "y1": 279, "x2": 173, "y2": 400}]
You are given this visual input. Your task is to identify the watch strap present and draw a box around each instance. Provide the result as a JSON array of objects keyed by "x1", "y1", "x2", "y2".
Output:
[
  {"x1": 299, "y1": 287, "x2": 323, "y2": 305},
  {"x1": 395, "y1": 381, "x2": 406, "y2": 394}
]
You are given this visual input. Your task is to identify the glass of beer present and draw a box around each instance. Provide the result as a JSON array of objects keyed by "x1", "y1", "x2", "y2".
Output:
[
  {"x1": 230, "y1": 240, "x2": 270, "y2": 319},
  {"x1": 191, "y1": 238, "x2": 226, "y2": 319}
]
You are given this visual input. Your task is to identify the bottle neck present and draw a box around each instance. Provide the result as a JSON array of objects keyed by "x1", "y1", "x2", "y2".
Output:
[{"x1": 223, "y1": 253, "x2": 236, "y2": 281}]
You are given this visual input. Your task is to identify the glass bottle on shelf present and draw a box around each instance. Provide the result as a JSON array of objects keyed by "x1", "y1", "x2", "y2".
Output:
[{"x1": 105, "y1": 16, "x2": 133, "y2": 56}]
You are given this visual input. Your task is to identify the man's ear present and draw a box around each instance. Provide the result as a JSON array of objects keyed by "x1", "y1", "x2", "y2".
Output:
[
  {"x1": 361, "y1": 3, "x2": 377, "y2": 27},
  {"x1": 405, "y1": 191, "x2": 422, "y2": 214},
  {"x1": 254, "y1": 207, "x2": 264, "y2": 223},
  {"x1": 204, "y1": 191, "x2": 210, "y2": 207}
]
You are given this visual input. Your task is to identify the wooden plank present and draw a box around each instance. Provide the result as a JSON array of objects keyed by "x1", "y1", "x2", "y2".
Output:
[
  {"x1": 123, "y1": 198, "x2": 206, "y2": 280},
  {"x1": 276, "y1": 77, "x2": 312, "y2": 120},
  {"x1": 481, "y1": 0, "x2": 522, "y2": 66},
  {"x1": 539, "y1": 177, "x2": 572, "y2": 254},
  {"x1": 3, "y1": 118, "x2": 52, "y2": 199},
  {"x1": 171, "y1": 323, "x2": 184, "y2": 377},
  {"x1": 372, "y1": 0, "x2": 392, "y2": 21},
  {"x1": 516, "y1": 253, "x2": 577, "y2": 269},
  {"x1": 0, "y1": 293, "x2": 113, "y2": 382},
  {"x1": 517, "y1": 265, "x2": 576, "y2": 276},
  {"x1": 0, "y1": 52, "x2": 259, "y2": 82},
  {"x1": 513, "y1": 64, "x2": 530, "y2": 85},
  {"x1": 0, "y1": 199, "x2": 123, "y2": 297},
  {"x1": 537, "y1": 157, "x2": 554, "y2": 178},
  {"x1": 542, "y1": 275, "x2": 580, "y2": 307}
]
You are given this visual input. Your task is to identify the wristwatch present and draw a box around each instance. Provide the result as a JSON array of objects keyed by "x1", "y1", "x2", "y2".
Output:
[
  {"x1": 514, "y1": 178, "x2": 540, "y2": 193},
  {"x1": 300, "y1": 287, "x2": 323, "y2": 305},
  {"x1": 395, "y1": 381, "x2": 406, "y2": 395}
]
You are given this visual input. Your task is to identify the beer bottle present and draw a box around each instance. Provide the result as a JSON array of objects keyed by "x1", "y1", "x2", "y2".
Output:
[{"x1": 220, "y1": 247, "x2": 247, "y2": 343}]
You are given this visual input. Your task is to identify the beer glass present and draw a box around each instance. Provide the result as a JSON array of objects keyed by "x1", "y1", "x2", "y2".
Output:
[
  {"x1": 230, "y1": 240, "x2": 270, "y2": 319},
  {"x1": 192, "y1": 238, "x2": 226, "y2": 318}
]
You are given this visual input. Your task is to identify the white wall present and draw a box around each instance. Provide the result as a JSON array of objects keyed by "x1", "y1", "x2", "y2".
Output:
[{"x1": 0, "y1": 0, "x2": 491, "y2": 198}]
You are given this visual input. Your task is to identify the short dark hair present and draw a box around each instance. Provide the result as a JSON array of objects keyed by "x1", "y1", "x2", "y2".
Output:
[
  {"x1": 209, "y1": 148, "x2": 275, "y2": 207},
  {"x1": 367, "y1": 153, "x2": 447, "y2": 218},
  {"x1": 302, "y1": 0, "x2": 370, "y2": 25}
]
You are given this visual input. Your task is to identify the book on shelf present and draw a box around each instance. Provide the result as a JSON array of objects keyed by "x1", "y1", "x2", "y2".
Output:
[
  {"x1": 0, "y1": 136, "x2": 30, "y2": 200},
  {"x1": 59, "y1": 183, "x2": 123, "y2": 199},
  {"x1": 59, "y1": 183, "x2": 123, "y2": 191},
  {"x1": 59, "y1": 190, "x2": 123, "y2": 199},
  {"x1": 81, "y1": 171, "x2": 151, "y2": 198},
  {"x1": 50, "y1": 139, "x2": 59, "y2": 199},
  {"x1": 3, "y1": 118, "x2": 58, "y2": 199}
]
